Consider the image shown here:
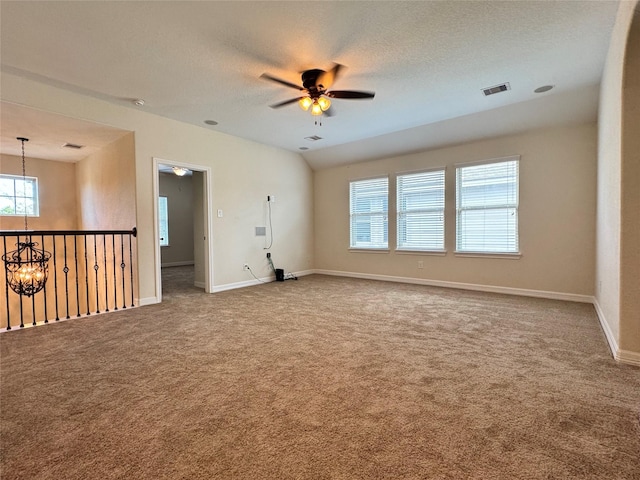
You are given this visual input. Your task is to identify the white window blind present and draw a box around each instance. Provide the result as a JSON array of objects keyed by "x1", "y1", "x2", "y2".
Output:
[
  {"x1": 397, "y1": 169, "x2": 445, "y2": 251},
  {"x1": 456, "y1": 158, "x2": 519, "y2": 253},
  {"x1": 0, "y1": 174, "x2": 39, "y2": 216},
  {"x1": 350, "y1": 177, "x2": 388, "y2": 249},
  {"x1": 158, "y1": 196, "x2": 169, "y2": 247}
]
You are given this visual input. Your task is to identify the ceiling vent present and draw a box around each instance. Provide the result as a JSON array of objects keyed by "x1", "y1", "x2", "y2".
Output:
[
  {"x1": 62, "y1": 142, "x2": 84, "y2": 149},
  {"x1": 482, "y1": 83, "x2": 511, "y2": 96},
  {"x1": 304, "y1": 135, "x2": 323, "y2": 141}
]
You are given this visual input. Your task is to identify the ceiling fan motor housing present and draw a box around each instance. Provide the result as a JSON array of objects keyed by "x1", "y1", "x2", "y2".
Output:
[{"x1": 302, "y1": 69, "x2": 325, "y2": 93}]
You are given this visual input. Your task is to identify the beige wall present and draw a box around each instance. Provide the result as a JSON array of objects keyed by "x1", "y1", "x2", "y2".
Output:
[
  {"x1": 76, "y1": 133, "x2": 136, "y2": 230},
  {"x1": 315, "y1": 124, "x2": 597, "y2": 296},
  {"x1": 620, "y1": 4, "x2": 640, "y2": 355},
  {"x1": 0, "y1": 154, "x2": 77, "y2": 230},
  {"x1": 596, "y1": 0, "x2": 639, "y2": 363},
  {"x1": 159, "y1": 172, "x2": 194, "y2": 267},
  {"x1": 193, "y1": 171, "x2": 205, "y2": 287},
  {"x1": 1, "y1": 72, "x2": 315, "y2": 303}
]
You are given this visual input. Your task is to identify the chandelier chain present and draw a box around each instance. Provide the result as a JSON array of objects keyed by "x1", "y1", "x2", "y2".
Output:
[{"x1": 21, "y1": 138, "x2": 27, "y2": 231}]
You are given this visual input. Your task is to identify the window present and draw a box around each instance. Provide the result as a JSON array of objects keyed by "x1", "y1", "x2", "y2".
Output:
[
  {"x1": 350, "y1": 177, "x2": 388, "y2": 249},
  {"x1": 0, "y1": 174, "x2": 39, "y2": 216},
  {"x1": 397, "y1": 169, "x2": 445, "y2": 251},
  {"x1": 456, "y1": 157, "x2": 519, "y2": 254},
  {"x1": 158, "y1": 196, "x2": 169, "y2": 247}
]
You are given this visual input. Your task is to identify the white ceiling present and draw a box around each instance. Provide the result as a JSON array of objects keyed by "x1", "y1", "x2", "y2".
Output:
[{"x1": 0, "y1": 1, "x2": 619, "y2": 169}]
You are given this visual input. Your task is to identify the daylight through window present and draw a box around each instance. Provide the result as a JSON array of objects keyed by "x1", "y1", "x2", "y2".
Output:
[
  {"x1": 0, "y1": 174, "x2": 39, "y2": 217},
  {"x1": 350, "y1": 177, "x2": 389, "y2": 249},
  {"x1": 397, "y1": 169, "x2": 445, "y2": 251},
  {"x1": 158, "y1": 196, "x2": 169, "y2": 247},
  {"x1": 456, "y1": 158, "x2": 519, "y2": 254}
]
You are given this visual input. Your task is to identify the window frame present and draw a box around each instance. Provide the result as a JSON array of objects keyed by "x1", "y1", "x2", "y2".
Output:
[
  {"x1": 0, "y1": 174, "x2": 40, "y2": 217},
  {"x1": 455, "y1": 156, "x2": 520, "y2": 256},
  {"x1": 396, "y1": 168, "x2": 446, "y2": 253},
  {"x1": 349, "y1": 176, "x2": 389, "y2": 251}
]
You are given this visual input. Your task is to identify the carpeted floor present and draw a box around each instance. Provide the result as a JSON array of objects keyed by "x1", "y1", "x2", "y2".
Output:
[{"x1": 1, "y1": 267, "x2": 639, "y2": 479}]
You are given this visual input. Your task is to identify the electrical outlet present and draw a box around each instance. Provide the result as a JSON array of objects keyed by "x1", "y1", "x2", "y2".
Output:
[
  {"x1": 417, "y1": 260, "x2": 424, "y2": 269},
  {"x1": 243, "y1": 263, "x2": 249, "y2": 271}
]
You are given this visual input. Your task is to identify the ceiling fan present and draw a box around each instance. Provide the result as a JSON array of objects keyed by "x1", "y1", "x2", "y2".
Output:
[{"x1": 260, "y1": 63, "x2": 375, "y2": 117}]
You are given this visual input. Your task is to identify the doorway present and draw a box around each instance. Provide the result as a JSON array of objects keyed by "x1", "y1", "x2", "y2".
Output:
[{"x1": 152, "y1": 158, "x2": 213, "y2": 302}]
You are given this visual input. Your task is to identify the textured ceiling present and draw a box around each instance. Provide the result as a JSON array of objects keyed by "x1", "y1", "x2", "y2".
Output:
[
  {"x1": 0, "y1": 102, "x2": 130, "y2": 162},
  {"x1": 0, "y1": 1, "x2": 619, "y2": 169}
]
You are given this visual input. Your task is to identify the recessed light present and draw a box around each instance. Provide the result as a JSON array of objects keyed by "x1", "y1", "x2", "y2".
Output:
[
  {"x1": 133, "y1": 99, "x2": 145, "y2": 107},
  {"x1": 534, "y1": 85, "x2": 554, "y2": 93},
  {"x1": 204, "y1": 120, "x2": 218, "y2": 126},
  {"x1": 299, "y1": 147, "x2": 309, "y2": 150}
]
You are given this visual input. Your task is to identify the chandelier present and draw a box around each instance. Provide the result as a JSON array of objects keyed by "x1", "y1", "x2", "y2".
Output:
[{"x1": 2, "y1": 137, "x2": 51, "y2": 297}]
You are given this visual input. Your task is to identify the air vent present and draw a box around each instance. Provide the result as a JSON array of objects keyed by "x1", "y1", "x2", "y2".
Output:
[
  {"x1": 482, "y1": 83, "x2": 511, "y2": 96},
  {"x1": 304, "y1": 135, "x2": 323, "y2": 141},
  {"x1": 62, "y1": 143, "x2": 84, "y2": 149}
]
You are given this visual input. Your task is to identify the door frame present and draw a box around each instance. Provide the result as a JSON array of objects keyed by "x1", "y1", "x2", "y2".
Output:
[{"x1": 152, "y1": 157, "x2": 214, "y2": 301}]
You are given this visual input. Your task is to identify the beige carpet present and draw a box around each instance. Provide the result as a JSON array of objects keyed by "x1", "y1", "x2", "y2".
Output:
[{"x1": 1, "y1": 268, "x2": 639, "y2": 479}]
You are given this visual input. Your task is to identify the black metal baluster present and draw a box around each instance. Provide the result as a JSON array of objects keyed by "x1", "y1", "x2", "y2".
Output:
[
  {"x1": 94, "y1": 234, "x2": 100, "y2": 314},
  {"x1": 2, "y1": 228, "x2": 137, "y2": 327},
  {"x1": 63, "y1": 235, "x2": 70, "y2": 319},
  {"x1": 103, "y1": 234, "x2": 109, "y2": 312},
  {"x1": 19, "y1": 293, "x2": 24, "y2": 328},
  {"x1": 19, "y1": 234, "x2": 24, "y2": 328},
  {"x1": 112, "y1": 235, "x2": 118, "y2": 311},
  {"x1": 52, "y1": 235, "x2": 59, "y2": 321},
  {"x1": 84, "y1": 235, "x2": 90, "y2": 315},
  {"x1": 41, "y1": 234, "x2": 48, "y2": 324},
  {"x1": 28, "y1": 235, "x2": 37, "y2": 326},
  {"x1": 129, "y1": 232, "x2": 134, "y2": 307},
  {"x1": 4, "y1": 236, "x2": 11, "y2": 330},
  {"x1": 74, "y1": 235, "x2": 80, "y2": 317},
  {"x1": 120, "y1": 234, "x2": 126, "y2": 309}
]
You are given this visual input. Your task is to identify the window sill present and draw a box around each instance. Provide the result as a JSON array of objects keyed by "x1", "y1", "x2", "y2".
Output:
[
  {"x1": 0, "y1": 214, "x2": 39, "y2": 217},
  {"x1": 395, "y1": 249, "x2": 447, "y2": 256},
  {"x1": 455, "y1": 251, "x2": 521, "y2": 259},
  {"x1": 348, "y1": 248, "x2": 390, "y2": 254}
]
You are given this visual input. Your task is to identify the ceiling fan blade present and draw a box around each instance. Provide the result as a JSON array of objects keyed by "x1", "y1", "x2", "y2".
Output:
[
  {"x1": 269, "y1": 97, "x2": 303, "y2": 109},
  {"x1": 260, "y1": 73, "x2": 304, "y2": 91},
  {"x1": 317, "y1": 63, "x2": 344, "y2": 90},
  {"x1": 326, "y1": 90, "x2": 375, "y2": 99}
]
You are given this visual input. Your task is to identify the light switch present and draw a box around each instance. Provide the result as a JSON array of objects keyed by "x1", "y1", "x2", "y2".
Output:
[{"x1": 217, "y1": 209, "x2": 223, "y2": 218}]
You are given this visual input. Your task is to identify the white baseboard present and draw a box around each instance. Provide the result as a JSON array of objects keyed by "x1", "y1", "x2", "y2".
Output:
[
  {"x1": 138, "y1": 296, "x2": 159, "y2": 307},
  {"x1": 592, "y1": 298, "x2": 618, "y2": 358},
  {"x1": 313, "y1": 269, "x2": 593, "y2": 303},
  {"x1": 0, "y1": 304, "x2": 140, "y2": 333},
  {"x1": 617, "y1": 349, "x2": 640, "y2": 366},
  {"x1": 211, "y1": 269, "x2": 314, "y2": 293},
  {"x1": 592, "y1": 299, "x2": 640, "y2": 366},
  {"x1": 161, "y1": 261, "x2": 194, "y2": 268},
  {"x1": 211, "y1": 276, "x2": 274, "y2": 293},
  {"x1": 291, "y1": 269, "x2": 315, "y2": 278}
]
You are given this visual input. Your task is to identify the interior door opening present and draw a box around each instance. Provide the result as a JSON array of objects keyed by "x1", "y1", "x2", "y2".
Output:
[{"x1": 153, "y1": 159, "x2": 213, "y2": 302}]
